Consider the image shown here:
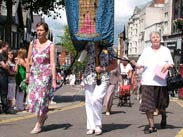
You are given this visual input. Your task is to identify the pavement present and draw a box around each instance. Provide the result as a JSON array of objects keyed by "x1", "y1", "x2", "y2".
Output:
[
  {"x1": 0, "y1": 84, "x2": 85, "y2": 124},
  {"x1": 1, "y1": 85, "x2": 183, "y2": 137}
]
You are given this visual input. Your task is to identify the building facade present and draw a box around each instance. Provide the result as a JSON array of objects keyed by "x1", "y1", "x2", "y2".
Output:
[
  {"x1": 0, "y1": 0, "x2": 33, "y2": 49},
  {"x1": 127, "y1": 0, "x2": 174, "y2": 62}
]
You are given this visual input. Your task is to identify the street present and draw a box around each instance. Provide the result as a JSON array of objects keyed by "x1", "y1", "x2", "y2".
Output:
[{"x1": 0, "y1": 85, "x2": 183, "y2": 137}]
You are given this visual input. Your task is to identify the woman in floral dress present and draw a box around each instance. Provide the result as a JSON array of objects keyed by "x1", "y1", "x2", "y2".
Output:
[{"x1": 26, "y1": 22, "x2": 56, "y2": 134}]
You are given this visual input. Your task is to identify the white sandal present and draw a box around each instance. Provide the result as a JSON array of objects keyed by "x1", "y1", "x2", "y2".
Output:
[
  {"x1": 95, "y1": 127, "x2": 102, "y2": 135},
  {"x1": 86, "y1": 129, "x2": 94, "y2": 135}
]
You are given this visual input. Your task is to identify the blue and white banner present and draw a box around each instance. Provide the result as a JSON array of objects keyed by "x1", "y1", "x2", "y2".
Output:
[{"x1": 65, "y1": 0, "x2": 114, "y2": 51}]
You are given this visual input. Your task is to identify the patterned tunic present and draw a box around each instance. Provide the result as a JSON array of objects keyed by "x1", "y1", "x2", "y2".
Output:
[
  {"x1": 83, "y1": 42, "x2": 115, "y2": 85},
  {"x1": 27, "y1": 40, "x2": 52, "y2": 115}
]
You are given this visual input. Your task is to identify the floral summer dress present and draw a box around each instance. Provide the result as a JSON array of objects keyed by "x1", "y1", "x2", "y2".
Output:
[{"x1": 27, "y1": 40, "x2": 53, "y2": 115}]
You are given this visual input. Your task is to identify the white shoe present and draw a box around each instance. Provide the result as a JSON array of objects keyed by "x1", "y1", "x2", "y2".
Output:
[
  {"x1": 106, "y1": 112, "x2": 110, "y2": 116},
  {"x1": 50, "y1": 101, "x2": 56, "y2": 104},
  {"x1": 86, "y1": 129, "x2": 94, "y2": 135},
  {"x1": 95, "y1": 127, "x2": 102, "y2": 135}
]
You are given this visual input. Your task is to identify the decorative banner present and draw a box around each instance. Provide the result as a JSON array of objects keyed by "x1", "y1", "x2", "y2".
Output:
[{"x1": 65, "y1": 0, "x2": 114, "y2": 51}]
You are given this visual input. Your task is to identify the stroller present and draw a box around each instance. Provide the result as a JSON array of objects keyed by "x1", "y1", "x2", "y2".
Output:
[{"x1": 117, "y1": 74, "x2": 131, "y2": 107}]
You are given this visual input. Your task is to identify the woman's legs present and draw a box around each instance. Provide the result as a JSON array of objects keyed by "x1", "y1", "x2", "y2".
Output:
[
  {"x1": 84, "y1": 82, "x2": 108, "y2": 135},
  {"x1": 155, "y1": 86, "x2": 169, "y2": 129},
  {"x1": 106, "y1": 92, "x2": 114, "y2": 115},
  {"x1": 30, "y1": 114, "x2": 48, "y2": 134},
  {"x1": 146, "y1": 111, "x2": 154, "y2": 128},
  {"x1": 103, "y1": 85, "x2": 115, "y2": 115},
  {"x1": 92, "y1": 82, "x2": 108, "y2": 134},
  {"x1": 159, "y1": 109, "x2": 167, "y2": 128},
  {"x1": 30, "y1": 115, "x2": 42, "y2": 134},
  {"x1": 144, "y1": 111, "x2": 157, "y2": 134}
]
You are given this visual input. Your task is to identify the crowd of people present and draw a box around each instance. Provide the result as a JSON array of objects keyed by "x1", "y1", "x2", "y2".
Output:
[
  {"x1": 0, "y1": 22, "x2": 174, "y2": 136},
  {"x1": 79, "y1": 31, "x2": 174, "y2": 135},
  {"x1": 0, "y1": 41, "x2": 28, "y2": 114},
  {"x1": 0, "y1": 22, "x2": 57, "y2": 134}
]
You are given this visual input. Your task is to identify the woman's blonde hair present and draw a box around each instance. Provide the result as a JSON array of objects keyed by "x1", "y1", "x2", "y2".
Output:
[{"x1": 17, "y1": 48, "x2": 27, "y2": 59}]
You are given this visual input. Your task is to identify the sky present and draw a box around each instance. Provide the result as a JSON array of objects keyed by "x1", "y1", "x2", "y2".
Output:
[{"x1": 45, "y1": 0, "x2": 152, "y2": 45}]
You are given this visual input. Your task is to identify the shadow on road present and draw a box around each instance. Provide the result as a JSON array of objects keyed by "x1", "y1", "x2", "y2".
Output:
[
  {"x1": 54, "y1": 95, "x2": 85, "y2": 103},
  {"x1": 43, "y1": 123, "x2": 72, "y2": 132},
  {"x1": 103, "y1": 123, "x2": 131, "y2": 133},
  {"x1": 102, "y1": 110, "x2": 126, "y2": 115},
  {"x1": 111, "y1": 110, "x2": 126, "y2": 115},
  {"x1": 138, "y1": 124, "x2": 183, "y2": 131}
]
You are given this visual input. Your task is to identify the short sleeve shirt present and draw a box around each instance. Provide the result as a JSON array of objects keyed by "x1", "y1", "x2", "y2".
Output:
[
  {"x1": 120, "y1": 63, "x2": 133, "y2": 75},
  {"x1": 137, "y1": 46, "x2": 174, "y2": 86}
]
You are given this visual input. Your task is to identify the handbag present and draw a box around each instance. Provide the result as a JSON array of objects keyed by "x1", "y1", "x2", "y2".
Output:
[
  {"x1": 167, "y1": 66, "x2": 183, "y2": 91},
  {"x1": 19, "y1": 79, "x2": 28, "y2": 92}
]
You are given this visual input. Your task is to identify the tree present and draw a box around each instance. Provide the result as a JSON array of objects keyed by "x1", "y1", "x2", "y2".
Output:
[
  {"x1": 60, "y1": 25, "x2": 86, "y2": 73},
  {"x1": 3, "y1": 0, "x2": 65, "y2": 47},
  {"x1": 21, "y1": 0, "x2": 65, "y2": 19},
  {"x1": 60, "y1": 25, "x2": 76, "y2": 55}
]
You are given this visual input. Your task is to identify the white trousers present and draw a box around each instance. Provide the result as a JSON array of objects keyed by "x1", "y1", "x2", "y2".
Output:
[{"x1": 84, "y1": 82, "x2": 108, "y2": 130}]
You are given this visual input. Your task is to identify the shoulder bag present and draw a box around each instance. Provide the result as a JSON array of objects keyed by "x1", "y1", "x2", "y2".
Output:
[{"x1": 167, "y1": 66, "x2": 183, "y2": 91}]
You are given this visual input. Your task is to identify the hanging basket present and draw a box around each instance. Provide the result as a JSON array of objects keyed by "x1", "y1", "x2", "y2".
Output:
[{"x1": 173, "y1": 18, "x2": 183, "y2": 30}]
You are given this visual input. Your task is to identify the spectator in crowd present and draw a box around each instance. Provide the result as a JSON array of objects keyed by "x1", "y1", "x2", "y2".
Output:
[
  {"x1": 69, "y1": 72, "x2": 76, "y2": 88},
  {"x1": 26, "y1": 22, "x2": 57, "y2": 134},
  {"x1": 15, "y1": 48, "x2": 27, "y2": 111},
  {"x1": 7, "y1": 49, "x2": 17, "y2": 109},
  {"x1": 0, "y1": 40, "x2": 16, "y2": 114},
  {"x1": 131, "y1": 31, "x2": 174, "y2": 134}
]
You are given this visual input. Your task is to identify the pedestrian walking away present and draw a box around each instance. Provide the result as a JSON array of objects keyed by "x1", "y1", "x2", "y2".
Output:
[
  {"x1": 103, "y1": 65, "x2": 121, "y2": 115},
  {"x1": 26, "y1": 22, "x2": 57, "y2": 134},
  {"x1": 131, "y1": 31, "x2": 174, "y2": 134}
]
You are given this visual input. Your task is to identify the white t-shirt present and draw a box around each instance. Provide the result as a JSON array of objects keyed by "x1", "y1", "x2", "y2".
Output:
[
  {"x1": 120, "y1": 63, "x2": 133, "y2": 75},
  {"x1": 137, "y1": 46, "x2": 174, "y2": 86}
]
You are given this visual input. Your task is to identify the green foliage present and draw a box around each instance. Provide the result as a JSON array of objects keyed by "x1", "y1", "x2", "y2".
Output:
[
  {"x1": 173, "y1": 18, "x2": 183, "y2": 30},
  {"x1": 21, "y1": 0, "x2": 65, "y2": 19},
  {"x1": 2, "y1": 0, "x2": 65, "y2": 47},
  {"x1": 72, "y1": 61, "x2": 86, "y2": 73},
  {"x1": 60, "y1": 25, "x2": 76, "y2": 55},
  {"x1": 60, "y1": 25, "x2": 86, "y2": 73}
]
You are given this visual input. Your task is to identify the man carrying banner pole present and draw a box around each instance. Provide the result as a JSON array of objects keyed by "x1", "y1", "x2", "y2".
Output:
[{"x1": 65, "y1": 0, "x2": 115, "y2": 135}]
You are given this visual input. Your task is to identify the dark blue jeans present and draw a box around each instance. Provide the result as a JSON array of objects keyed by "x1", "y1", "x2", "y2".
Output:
[{"x1": 0, "y1": 73, "x2": 9, "y2": 112}]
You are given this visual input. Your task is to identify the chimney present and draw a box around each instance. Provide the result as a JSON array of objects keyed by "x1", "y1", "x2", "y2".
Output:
[
  {"x1": 154, "y1": 0, "x2": 165, "y2": 4},
  {"x1": 154, "y1": 0, "x2": 165, "y2": 7}
]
